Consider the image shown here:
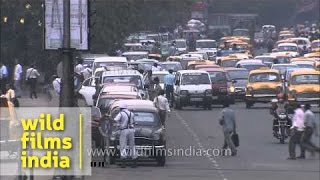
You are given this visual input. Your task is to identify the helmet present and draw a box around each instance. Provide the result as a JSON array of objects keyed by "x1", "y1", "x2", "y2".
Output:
[{"x1": 118, "y1": 102, "x2": 128, "y2": 109}]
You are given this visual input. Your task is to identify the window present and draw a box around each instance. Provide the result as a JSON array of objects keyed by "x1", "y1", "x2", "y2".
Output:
[
  {"x1": 134, "y1": 112, "x2": 159, "y2": 126},
  {"x1": 209, "y1": 72, "x2": 227, "y2": 83},
  {"x1": 249, "y1": 73, "x2": 280, "y2": 83},
  {"x1": 291, "y1": 74, "x2": 320, "y2": 85},
  {"x1": 181, "y1": 73, "x2": 211, "y2": 85},
  {"x1": 103, "y1": 76, "x2": 142, "y2": 89}
]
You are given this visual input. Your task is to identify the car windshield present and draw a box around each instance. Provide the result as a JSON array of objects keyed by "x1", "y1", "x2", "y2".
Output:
[
  {"x1": 294, "y1": 63, "x2": 314, "y2": 69},
  {"x1": 311, "y1": 42, "x2": 320, "y2": 49},
  {"x1": 103, "y1": 76, "x2": 142, "y2": 88},
  {"x1": 176, "y1": 41, "x2": 187, "y2": 48},
  {"x1": 227, "y1": 70, "x2": 249, "y2": 79},
  {"x1": 181, "y1": 73, "x2": 211, "y2": 85},
  {"x1": 161, "y1": 63, "x2": 182, "y2": 71},
  {"x1": 249, "y1": 73, "x2": 280, "y2": 82},
  {"x1": 133, "y1": 112, "x2": 159, "y2": 126},
  {"x1": 221, "y1": 59, "x2": 240, "y2": 67},
  {"x1": 208, "y1": 72, "x2": 227, "y2": 83},
  {"x1": 196, "y1": 41, "x2": 217, "y2": 48},
  {"x1": 291, "y1": 74, "x2": 320, "y2": 85},
  {"x1": 241, "y1": 64, "x2": 266, "y2": 71},
  {"x1": 278, "y1": 46, "x2": 297, "y2": 52}
]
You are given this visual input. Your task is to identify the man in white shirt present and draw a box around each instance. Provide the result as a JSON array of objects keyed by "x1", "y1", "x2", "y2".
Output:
[
  {"x1": 288, "y1": 104, "x2": 305, "y2": 160},
  {"x1": 52, "y1": 75, "x2": 61, "y2": 96},
  {"x1": 74, "y1": 59, "x2": 84, "y2": 75},
  {"x1": 26, "y1": 65, "x2": 40, "y2": 99},
  {"x1": 13, "y1": 60, "x2": 23, "y2": 97},
  {"x1": 154, "y1": 90, "x2": 170, "y2": 125},
  {"x1": 0, "y1": 62, "x2": 9, "y2": 94},
  {"x1": 151, "y1": 63, "x2": 161, "y2": 72}
]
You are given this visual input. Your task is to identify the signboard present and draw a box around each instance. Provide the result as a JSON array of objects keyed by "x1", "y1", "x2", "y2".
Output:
[{"x1": 44, "y1": 0, "x2": 88, "y2": 50}]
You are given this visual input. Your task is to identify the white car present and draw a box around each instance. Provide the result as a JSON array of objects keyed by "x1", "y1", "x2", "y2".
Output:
[
  {"x1": 291, "y1": 61, "x2": 315, "y2": 69},
  {"x1": 195, "y1": 39, "x2": 218, "y2": 60},
  {"x1": 175, "y1": 39, "x2": 188, "y2": 54},
  {"x1": 146, "y1": 71, "x2": 169, "y2": 89},
  {"x1": 92, "y1": 57, "x2": 128, "y2": 74},
  {"x1": 174, "y1": 70, "x2": 213, "y2": 110},
  {"x1": 122, "y1": 51, "x2": 149, "y2": 61},
  {"x1": 277, "y1": 43, "x2": 299, "y2": 57},
  {"x1": 288, "y1": 37, "x2": 311, "y2": 50}
]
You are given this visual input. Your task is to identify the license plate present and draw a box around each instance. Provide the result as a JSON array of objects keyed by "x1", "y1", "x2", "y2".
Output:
[
  {"x1": 212, "y1": 96, "x2": 218, "y2": 100},
  {"x1": 191, "y1": 98, "x2": 202, "y2": 101}
]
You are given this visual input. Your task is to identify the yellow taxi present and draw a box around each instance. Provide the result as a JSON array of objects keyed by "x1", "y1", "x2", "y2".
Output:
[
  {"x1": 311, "y1": 39, "x2": 320, "y2": 52},
  {"x1": 304, "y1": 52, "x2": 320, "y2": 58},
  {"x1": 216, "y1": 55, "x2": 242, "y2": 68},
  {"x1": 186, "y1": 60, "x2": 214, "y2": 70},
  {"x1": 315, "y1": 61, "x2": 320, "y2": 71},
  {"x1": 245, "y1": 68, "x2": 282, "y2": 108},
  {"x1": 287, "y1": 69, "x2": 320, "y2": 107}
]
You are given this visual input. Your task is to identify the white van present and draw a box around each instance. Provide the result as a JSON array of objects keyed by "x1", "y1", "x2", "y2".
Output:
[
  {"x1": 92, "y1": 57, "x2": 128, "y2": 74},
  {"x1": 174, "y1": 70, "x2": 213, "y2": 110}
]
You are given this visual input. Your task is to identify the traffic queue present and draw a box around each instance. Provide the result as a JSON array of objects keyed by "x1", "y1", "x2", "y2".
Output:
[{"x1": 72, "y1": 24, "x2": 320, "y2": 167}]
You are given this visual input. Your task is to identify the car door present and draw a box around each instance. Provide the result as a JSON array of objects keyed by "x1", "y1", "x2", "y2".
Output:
[
  {"x1": 78, "y1": 77, "x2": 96, "y2": 106},
  {"x1": 174, "y1": 73, "x2": 181, "y2": 96}
]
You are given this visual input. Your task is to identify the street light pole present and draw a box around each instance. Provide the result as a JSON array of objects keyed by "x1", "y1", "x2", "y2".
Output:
[{"x1": 60, "y1": 0, "x2": 74, "y2": 107}]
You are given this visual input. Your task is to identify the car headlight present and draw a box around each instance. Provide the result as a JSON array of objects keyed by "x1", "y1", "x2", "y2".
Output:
[
  {"x1": 180, "y1": 90, "x2": 188, "y2": 95},
  {"x1": 278, "y1": 114, "x2": 287, "y2": 119},
  {"x1": 229, "y1": 86, "x2": 235, "y2": 93}
]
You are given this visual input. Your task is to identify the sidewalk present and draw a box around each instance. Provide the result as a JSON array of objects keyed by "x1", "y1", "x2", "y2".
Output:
[{"x1": 18, "y1": 91, "x2": 59, "y2": 107}]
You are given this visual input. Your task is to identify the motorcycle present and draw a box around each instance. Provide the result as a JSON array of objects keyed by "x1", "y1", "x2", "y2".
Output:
[{"x1": 273, "y1": 113, "x2": 291, "y2": 144}]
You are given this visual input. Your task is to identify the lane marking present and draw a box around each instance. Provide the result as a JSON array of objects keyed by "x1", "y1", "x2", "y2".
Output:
[{"x1": 174, "y1": 111, "x2": 228, "y2": 180}]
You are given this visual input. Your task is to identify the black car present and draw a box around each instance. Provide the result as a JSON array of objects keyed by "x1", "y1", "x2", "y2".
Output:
[{"x1": 105, "y1": 99, "x2": 166, "y2": 166}]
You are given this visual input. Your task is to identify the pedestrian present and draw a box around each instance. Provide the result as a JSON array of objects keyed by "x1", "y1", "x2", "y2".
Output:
[
  {"x1": 1, "y1": 84, "x2": 19, "y2": 107},
  {"x1": 113, "y1": 103, "x2": 137, "y2": 168},
  {"x1": 219, "y1": 103, "x2": 237, "y2": 156},
  {"x1": 13, "y1": 59, "x2": 23, "y2": 97},
  {"x1": 168, "y1": 42, "x2": 176, "y2": 56},
  {"x1": 300, "y1": 104, "x2": 320, "y2": 158},
  {"x1": 145, "y1": 70, "x2": 154, "y2": 100},
  {"x1": 74, "y1": 58, "x2": 84, "y2": 76},
  {"x1": 81, "y1": 65, "x2": 92, "y2": 81},
  {"x1": 300, "y1": 45, "x2": 308, "y2": 56},
  {"x1": 153, "y1": 89, "x2": 170, "y2": 125},
  {"x1": 149, "y1": 77, "x2": 162, "y2": 101},
  {"x1": 0, "y1": 62, "x2": 9, "y2": 94},
  {"x1": 26, "y1": 65, "x2": 40, "y2": 99},
  {"x1": 164, "y1": 69, "x2": 175, "y2": 107},
  {"x1": 288, "y1": 104, "x2": 305, "y2": 160},
  {"x1": 151, "y1": 63, "x2": 161, "y2": 72},
  {"x1": 52, "y1": 75, "x2": 61, "y2": 96}
]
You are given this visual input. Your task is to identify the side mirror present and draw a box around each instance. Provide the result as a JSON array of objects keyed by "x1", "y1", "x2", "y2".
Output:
[{"x1": 175, "y1": 80, "x2": 180, "y2": 86}]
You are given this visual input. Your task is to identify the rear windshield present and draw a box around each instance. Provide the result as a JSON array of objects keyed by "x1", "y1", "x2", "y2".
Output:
[
  {"x1": 209, "y1": 71, "x2": 228, "y2": 83},
  {"x1": 181, "y1": 73, "x2": 211, "y2": 85}
]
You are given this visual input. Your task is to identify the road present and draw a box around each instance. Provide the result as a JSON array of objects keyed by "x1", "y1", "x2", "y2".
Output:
[{"x1": 1, "y1": 95, "x2": 319, "y2": 180}]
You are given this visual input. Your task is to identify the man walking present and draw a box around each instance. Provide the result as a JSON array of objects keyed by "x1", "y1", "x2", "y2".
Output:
[
  {"x1": 113, "y1": 103, "x2": 137, "y2": 168},
  {"x1": 300, "y1": 104, "x2": 320, "y2": 158},
  {"x1": 154, "y1": 89, "x2": 170, "y2": 125},
  {"x1": 13, "y1": 59, "x2": 23, "y2": 97},
  {"x1": 0, "y1": 62, "x2": 9, "y2": 94},
  {"x1": 164, "y1": 69, "x2": 175, "y2": 107},
  {"x1": 219, "y1": 103, "x2": 237, "y2": 156},
  {"x1": 26, "y1": 65, "x2": 40, "y2": 99},
  {"x1": 288, "y1": 104, "x2": 305, "y2": 160}
]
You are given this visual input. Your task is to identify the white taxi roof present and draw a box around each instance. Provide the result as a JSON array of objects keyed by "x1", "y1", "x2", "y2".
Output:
[
  {"x1": 278, "y1": 43, "x2": 298, "y2": 47},
  {"x1": 102, "y1": 85, "x2": 137, "y2": 93},
  {"x1": 122, "y1": 51, "x2": 149, "y2": 55},
  {"x1": 178, "y1": 70, "x2": 209, "y2": 74},
  {"x1": 102, "y1": 69, "x2": 141, "y2": 77},
  {"x1": 196, "y1": 39, "x2": 216, "y2": 42}
]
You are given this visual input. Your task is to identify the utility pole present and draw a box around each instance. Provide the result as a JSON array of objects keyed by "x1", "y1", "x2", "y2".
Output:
[{"x1": 60, "y1": 0, "x2": 74, "y2": 107}]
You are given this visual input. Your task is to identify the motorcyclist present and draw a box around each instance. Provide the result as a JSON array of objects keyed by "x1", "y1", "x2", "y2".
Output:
[{"x1": 270, "y1": 93, "x2": 291, "y2": 135}]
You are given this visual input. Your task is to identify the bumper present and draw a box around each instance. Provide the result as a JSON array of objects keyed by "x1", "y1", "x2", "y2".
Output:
[
  {"x1": 211, "y1": 94, "x2": 230, "y2": 104},
  {"x1": 107, "y1": 145, "x2": 166, "y2": 158},
  {"x1": 288, "y1": 98, "x2": 320, "y2": 105},
  {"x1": 176, "y1": 95, "x2": 213, "y2": 106},
  {"x1": 246, "y1": 94, "x2": 276, "y2": 103}
]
